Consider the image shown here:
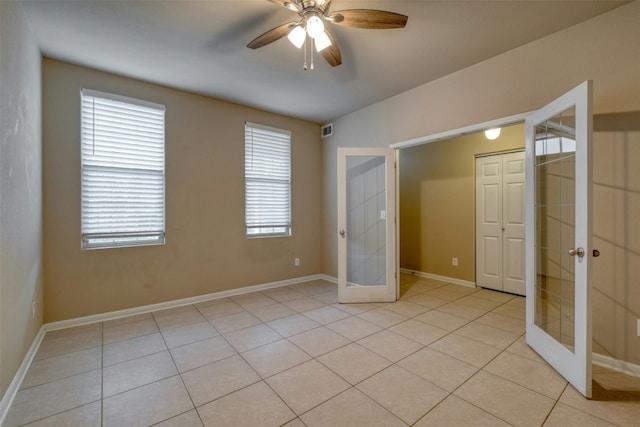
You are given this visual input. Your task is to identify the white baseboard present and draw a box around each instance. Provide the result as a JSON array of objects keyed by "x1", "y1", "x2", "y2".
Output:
[
  {"x1": 320, "y1": 274, "x2": 337, "y2": 284},
  {"x1": 593, "y1": 352, "x2": 640, "y2": 377},
  {"x1": 0, "y1": 325, "x2": 46, "y2": 426},
  {"x1": 46, "y1": 274, "x2": 328, "y2": 332},
  {"x1": 400, "y1": 268, "x2": 476, "y2": 288}
]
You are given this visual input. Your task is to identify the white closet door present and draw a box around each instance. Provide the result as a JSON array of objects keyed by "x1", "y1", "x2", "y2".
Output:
[
  {"x1": 475, "y1": 151, "x2": 525, "y2": 295},
  {"x1": 502, "y1": 152, "x2": 526, "y2": 295},
  {"x1": 475, "y1": 156, "x2": 503, "y2": 291}
]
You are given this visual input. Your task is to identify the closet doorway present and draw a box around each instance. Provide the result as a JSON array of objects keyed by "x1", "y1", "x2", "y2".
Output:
[{"x1": 475, "y1": 151, "x2": 526, "y2": 296}]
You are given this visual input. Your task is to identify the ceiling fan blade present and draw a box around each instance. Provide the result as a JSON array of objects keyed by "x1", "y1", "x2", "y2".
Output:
[
  {"x1": 320, "y1": 31, "x2": 342, "y2": 67},
  {"x1": 247, "y1": 22, "x2": 297, "y2": 49},
  {"x1": 327, "y1": 9, "x2": 408, "y2": 29},
  {"x1": 267, "y1": 0, "x2": 302, "y2": 13},
  {"x1": 315, "y1": 0, "x2": 332, "y2": 13}
]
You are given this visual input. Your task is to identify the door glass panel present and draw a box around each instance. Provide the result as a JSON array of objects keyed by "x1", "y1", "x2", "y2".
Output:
[
  {"x1": 534, "y1": 107, "x2": 576, "y2": 351},
  {"x1": 346, "y1": 155, "x2": 387, "y2": 287}
]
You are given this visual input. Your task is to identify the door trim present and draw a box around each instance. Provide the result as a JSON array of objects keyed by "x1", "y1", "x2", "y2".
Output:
[{"x1": 391, "y1": 112, "x2": 533, "y2": 149}]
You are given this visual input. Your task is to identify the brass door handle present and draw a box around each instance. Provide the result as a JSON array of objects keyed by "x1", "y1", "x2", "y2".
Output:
[{"x1": 568, "y1": 247, "x2": 585, "y2": 258}]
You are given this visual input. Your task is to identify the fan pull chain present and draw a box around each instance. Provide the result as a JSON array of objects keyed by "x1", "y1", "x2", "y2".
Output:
[
  {"x1": 310, "y1": 38, "x2": 315, "y2": 70},
  {"x1": 303, "y1": 36, "x2": 308, "y2": 70}
]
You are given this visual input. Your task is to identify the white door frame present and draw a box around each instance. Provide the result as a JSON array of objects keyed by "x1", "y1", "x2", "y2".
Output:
[{"x1": 337, "y1": 147, "x2": 397, "y2": 303}]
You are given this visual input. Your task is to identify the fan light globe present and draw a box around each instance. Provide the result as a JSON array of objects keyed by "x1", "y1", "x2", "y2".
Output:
[
  {"x1": 287, "y1": 25, "x2": 306, "y2": 49},
  {"x1": 315, "y1": 31, "x2": 332, "y2": 52},
  {"x1": 306, "y1": 15, "x2": 324, "y2": 39},
  {"x1": 485, "y1": 128, "x2": 501, "y2": 140}
]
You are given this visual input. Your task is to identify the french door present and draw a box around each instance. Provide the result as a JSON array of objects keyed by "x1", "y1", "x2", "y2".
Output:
[
  {"x1": 525, "y1": 81, "x2": 593, "y2": 398},
  {"x1": 337, "y1": 147, "x2": 396, "y2": 303}
]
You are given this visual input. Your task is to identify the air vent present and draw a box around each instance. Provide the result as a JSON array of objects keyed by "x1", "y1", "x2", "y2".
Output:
[{"x1": 321, "y1": 123, "x2": 333, "y2": 138}]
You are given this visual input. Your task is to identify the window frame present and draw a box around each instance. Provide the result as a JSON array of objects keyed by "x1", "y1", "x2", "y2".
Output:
[
  {"x1": 244, "y1": 122, "x2": 292, "y2": 238},
  {"x1": 80, "y1": 88, "x2": 166, "y2": 250}
]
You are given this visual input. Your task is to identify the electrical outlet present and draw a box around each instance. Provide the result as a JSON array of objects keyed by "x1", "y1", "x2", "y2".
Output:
[
  {"x1": 294, "y1": 257, "x2": 300, "y2": 267},
  {"x1": 32, "y1": 301, "x2": 36, "y2": 319},
  {"x1": 452, "y1": 257, "x2": 458, "y2": 266}
]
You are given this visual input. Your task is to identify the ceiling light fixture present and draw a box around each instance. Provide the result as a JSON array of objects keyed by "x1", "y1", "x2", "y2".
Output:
[
  {"x1": 314, "y1": 31, "x2": 331, "y2": 52},
  {"x1": 287, "y1": 25, "x2": 306, "y2": 49},
  {"x1": 287, "y1": 12, "x2": 333, "y2": 69},
  {"x1": 306, "y1": 15, "x2": 324, "y2": 39},
  {"x1": 485, "y1": 128, "x2": 501, "y2": 140}
]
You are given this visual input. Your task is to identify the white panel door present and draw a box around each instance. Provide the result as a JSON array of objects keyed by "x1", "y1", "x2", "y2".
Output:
[
  {"x1": 475, "y1": 151, "x2": 525, "y2": 295},
  {"x1": 337, "y1": 147, "x2": 396, "y2": 303},
  {"x1": 525, "y1": 81, "x2": 593, "y2": 398},
  {"x1": 475, "y1": 156, "x2": 503, "y2": 291},
  {"x1": 502, "y1": 152, "x2": 526, "y2": 295}
]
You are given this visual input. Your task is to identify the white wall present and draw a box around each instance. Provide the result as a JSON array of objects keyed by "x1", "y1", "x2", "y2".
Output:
[{"x1": 0, "y1": 1, "x2": 43, "y2": 397}]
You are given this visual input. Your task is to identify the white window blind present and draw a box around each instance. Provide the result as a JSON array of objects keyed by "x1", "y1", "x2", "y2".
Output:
[
  {"x1": 81, "y1": 89, "x2": 165, "y2": 249},
  {"x1": 245, "y1": 122, "x2": 291, "y2": 237}
]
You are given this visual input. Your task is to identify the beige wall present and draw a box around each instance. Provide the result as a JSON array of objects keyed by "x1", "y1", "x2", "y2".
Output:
[
  {"x1": 592, "y1": 114, "x2": 640, "y2": 365},
  {"x1": 43, "y1": 60, "x2": 323, "y2": 322},
  {"x1": 323, "y1": 1, "x2": 640, "y2": 278},
  {"x1": 399, "y1": 124, "x2": 525, "y2": 281},
  {"x1": 0, "y1": 1, "x2": 44, "y2": 397}
]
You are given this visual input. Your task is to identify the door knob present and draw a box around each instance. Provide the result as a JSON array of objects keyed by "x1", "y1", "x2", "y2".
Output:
[
  {"x1": 339, "y1": 229, "x2": 345, "y2": 238},
  {"x1": 593, "y1": 249, "x2": 600, "y2": 257},
  {"x1": 568, "y1": 247, "x2": 585, "y2": 258}
]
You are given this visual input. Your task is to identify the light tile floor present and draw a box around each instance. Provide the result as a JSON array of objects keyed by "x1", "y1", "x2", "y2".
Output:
[{"x1": 5, "y1": 274, "x2": 640, "y2": 426}]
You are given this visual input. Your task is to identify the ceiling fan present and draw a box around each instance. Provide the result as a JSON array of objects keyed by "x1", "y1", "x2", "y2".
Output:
[{"x1": 247, "y1": 0, "x2": 408, "y2": 68}]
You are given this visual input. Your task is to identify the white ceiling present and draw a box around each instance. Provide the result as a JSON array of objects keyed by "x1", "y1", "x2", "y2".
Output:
[{"x1": 21, "y1": 0, "x2": 627, "y2": 123}]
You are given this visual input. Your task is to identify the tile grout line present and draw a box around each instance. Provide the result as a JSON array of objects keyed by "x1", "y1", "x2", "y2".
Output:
[
  {"x1": 188, "y1": 294, "x2": 409, "y2": 423},
  {"x1": 112, "y1": 288, "x2": 529, "y2": 426},
  {"x1": 11, "y1": 326, "x2": 105, "y2": 426},
  {"x1": 383, "y1": 286, "x2": 528, "y2": 426},
  {"x1": 410, "y1": 334, "x2": 525, "y2": 427},
  {"x1": 540, "y1": 382, "x2": 570, "y2": 426},
  {"x1": 150, "y1": 306, "x2": 204, "y2": 427},
  {"x1": 100, "y1": 321, "x2": 104, "y2": 427}
]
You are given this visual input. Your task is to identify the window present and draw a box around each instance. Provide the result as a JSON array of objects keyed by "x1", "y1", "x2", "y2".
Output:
[
  {"x1": 81, "y1": 89, "x2": 165, "y2": 249},
  {"x1": 244, "y1": 122, "x2": 291, "y2": 237}
]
